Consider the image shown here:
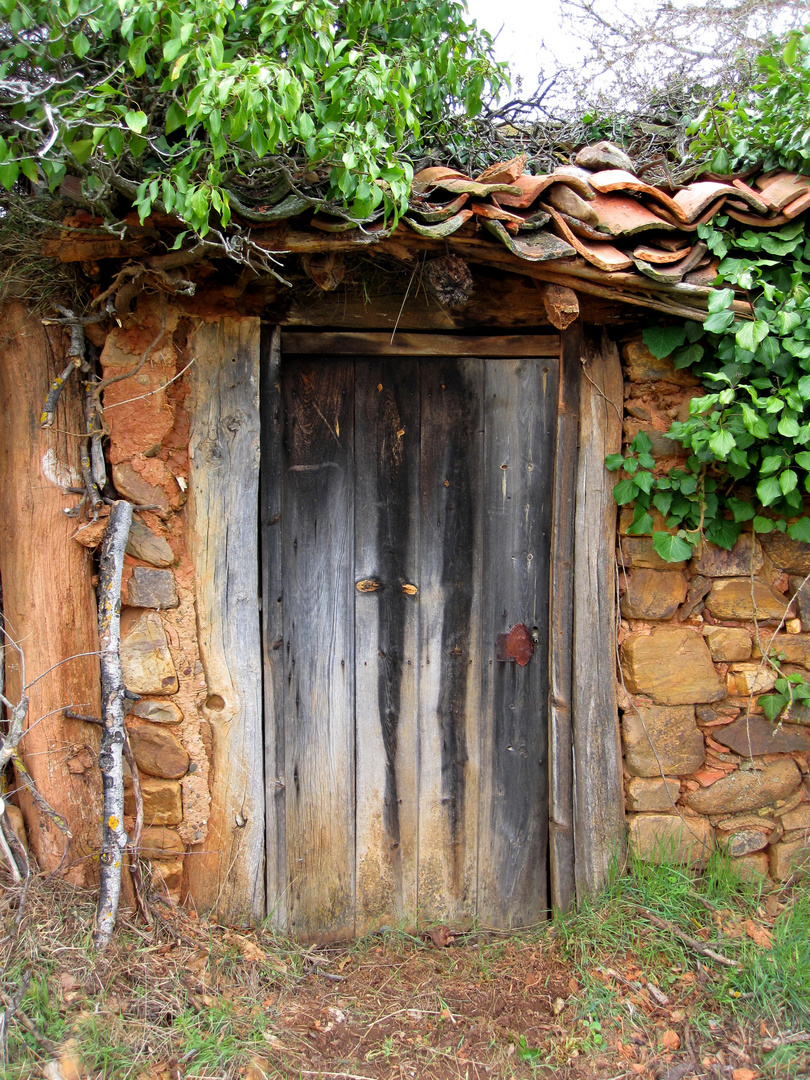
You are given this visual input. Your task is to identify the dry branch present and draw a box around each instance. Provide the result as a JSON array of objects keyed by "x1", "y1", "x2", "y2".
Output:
[{"x1": 93, "y1": 499, "x2": 133, "y2": 949}]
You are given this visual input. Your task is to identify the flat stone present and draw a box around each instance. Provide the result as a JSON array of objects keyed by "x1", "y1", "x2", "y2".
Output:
[
  {"x1": 621, "y1": 536, "x2": 686, "y2": 570},
  {"x1": 626, "y1": 775, "x2": 681, "y2": 811},
  {"x1": 113, "y1": 462, "x2": 171, "y2": 513},
  {"x1": 120, "y1": 611, "x2": 178, "y2": 695},
  {"x1": 789, "y1": 575, "x2": 810, "y2": 626},
  {"x1": 752, "y1": 634, "x2": 810, "y2": 668},
  {"x1": 130, "y1": 698, "x2": 183, "y2": 724},
  {"x1": 140, "y1": 825, "x2": 185, "y2": 859},
  {"x1": 621, "y1": 569, "x2": 688, "y2": 620},
  {"x1": 780, "y1": 804, "x2": 810, "y2": 832},
  {"x1": 125, "y1": 776, "x2": 182, "y2": 826},
  {"x1": 684, "y1": 759, "x2": 801, "y2": 814},
  {"x1": 725, "y1": 663, "x2": 778, "y2": 696},
  {"x1": 712, "y1": 715, "x2": 810, "y2": 757},
  {"x1": 127, "y1": 567, "x2": 178, "y2": 610},
  {"x1": 621, "y1": 338, "x2": 701, "y2": 388},
  {"x1": 720, "y1": 828, "x2": 772, "y2": 857},
  {"x1": 732, "y1": 852, "x2": 770, "y2": 882},
  {"x1": 127, "y1": 723, "x2": 189, "y2": 779},
  {"x1": 575, "y1": 140, "x2": 635, "y2": 173},
  {"x1": 151, "y1": 857, "x2": 184, "y2": 896},
  {"x1": 620, "y1": 627, "x2": 726, "y2": 705},
  {"x1": 681, "y1": 575, "x2": 713, "y2": 619},
  {"x1": 628, "y1": 813, "x2": 715, "y2": 867},
  {"x1": 703, "y1": 626, "x2": 752, "y2": 662},
  {"x1": 623, "y1": 704, "x2": 705, "y2": 776},
  {"x1": 692, "y1": 534, "x2": 762, "y2": 577},
  {"x1": 769, "y1": 837, "x2": 810, "y2": 880},
  {"x1": 705, "y1": 578, "x2": 791, "y2": 621},
  {"x1": 126, "y1": 518, "x2": 174, "y2": 567},
  {"x1": 762, "y1": 532, "x2": 810, "y2": 575}
]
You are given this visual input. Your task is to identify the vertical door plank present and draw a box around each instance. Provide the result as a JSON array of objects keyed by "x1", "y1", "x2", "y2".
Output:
[
  {"x1": 573, "y1": 330, "x2": 626, "y2": 901},
  {"x1": 477, "y1": 357, "x2": 557, "y2": 927},
  {"x1": 282, "y1": 359, "x2": 355, "y2": 941},
  {"x1": 418, "y1": 360, "x2": 483, "y2": 924},
  {"x1": 261, "y1": 325, "x2": 286, "y2": 928},
  {"x1": 187, "y1": 317, "x2": 264, "y2": 922},
  {"x1": 354, "y1": 360, "x2": 420, "y2": 932},
  {"x1": 548, "y1": 327, "x2": 581, "y2": 913}
]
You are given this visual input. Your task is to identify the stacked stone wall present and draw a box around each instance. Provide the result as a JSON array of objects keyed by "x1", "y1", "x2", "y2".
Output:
[
  {"x1": 74, "y1": 300, "x2": 211, "y2": 903},
  {"x1": 618, "y1": 337, "x2": 810, "y2": 884}
]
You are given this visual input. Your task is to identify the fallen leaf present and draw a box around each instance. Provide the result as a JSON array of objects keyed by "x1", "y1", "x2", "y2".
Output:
[
  {"x1": 744, "y1": 920, "x2": 773, "y2": 948},
  {"x1": 553, "y1": 997, "x2": 566, "y2": 1015},
  {"x1": 662, "y1": 1029, "x2": 681, "y2": 1050},
  {"x1": 732, "y1": 1069, "x2": 758, "y2": 1080},
  {"x1": 427, "y1": 926, "x2": 454, "y2": 948},
  {"x1": 568, "y1": 977, "x2": 580, "y2": 994},
  {"x1": 245, "y1": 1058, "x2": 271, "y2": 1080}
]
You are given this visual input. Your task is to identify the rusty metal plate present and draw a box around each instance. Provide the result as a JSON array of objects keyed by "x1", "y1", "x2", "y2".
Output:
[{"x1": 496, "y1": 623, "x2": 534, "y2": 666}]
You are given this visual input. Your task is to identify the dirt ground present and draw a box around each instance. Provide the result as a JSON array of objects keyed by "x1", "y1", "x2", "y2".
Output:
[{"x1": 0, "y1": 874, "x2": 806, "y2": 1080}]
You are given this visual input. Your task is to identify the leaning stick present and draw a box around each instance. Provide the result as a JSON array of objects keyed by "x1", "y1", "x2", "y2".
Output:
[{"x1": 93, "y1": 499, "x2": 133, "y2": 949}]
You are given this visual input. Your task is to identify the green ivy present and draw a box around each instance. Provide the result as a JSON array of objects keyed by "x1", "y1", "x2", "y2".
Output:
[
  {"x1": 0, "y1": 0, "x2": 504, "y2": 239},
  {"x1": 687, "y1": 25, "x2": 810, "y2": 175},
  {"x1": 610, "y1": 211, "x2": 810, "y2": 566}
]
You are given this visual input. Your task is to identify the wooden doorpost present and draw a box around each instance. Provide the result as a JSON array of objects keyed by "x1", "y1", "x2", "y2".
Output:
[
  {"x1": 0, "y1": 304, "x2": 102, "y2": 883},
  {"x1": 572, "y1": 327, "x2": 626, "y2": 901}
]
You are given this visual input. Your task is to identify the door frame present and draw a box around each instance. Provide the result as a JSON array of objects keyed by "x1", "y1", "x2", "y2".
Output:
[{"x1": 185, "y1": 318, "x2": 626, "y2": 926}]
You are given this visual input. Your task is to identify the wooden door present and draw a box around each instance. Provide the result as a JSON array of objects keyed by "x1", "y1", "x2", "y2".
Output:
[{"x1": 262, "y1": 334, "x2": 559, "y2": 940}]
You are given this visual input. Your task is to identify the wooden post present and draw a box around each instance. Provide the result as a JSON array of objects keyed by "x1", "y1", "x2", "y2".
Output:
[
  {"x1": 572, "y1": 329, "x2": 626, "y2": 901},
  {"x1": 186, "y1": 317, "x2": 265, "y2": 923},
  {"x1": 548, "y1": 325, "x2": 581, "y2": 912},
  {"x1": 0, "y1": 304, "x2": 102, "y2": 882}
]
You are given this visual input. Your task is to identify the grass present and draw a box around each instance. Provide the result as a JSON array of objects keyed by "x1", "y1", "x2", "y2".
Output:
[{"x1": 0, "y1": 855, "x2": 808, "y2": 1079}]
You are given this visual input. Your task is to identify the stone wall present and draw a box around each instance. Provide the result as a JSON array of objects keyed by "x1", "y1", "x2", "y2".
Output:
[
  {"x1": 618, "y1": 337, "x2": 810, "y2": 884},
  {"x1": 74, "y1": 300, "x2": 211, "y2": 903}
]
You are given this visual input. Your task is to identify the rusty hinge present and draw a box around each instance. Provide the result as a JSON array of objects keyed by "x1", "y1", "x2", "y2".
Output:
[{"x1": 496, "y1": 623, "x2": 534, "y2": 666}]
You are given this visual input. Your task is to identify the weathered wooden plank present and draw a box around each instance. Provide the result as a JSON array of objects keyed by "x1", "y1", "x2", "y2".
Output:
[
  {"x1": 548, "y1": 325, "x2": 581, "y2": 914},
  {"x1": 268, "y1": 268, "x2": 559, "y2": 331},
  {"x1": 261, "y1": 325, "x2": 286, "y2": 928},
  {"x1": 0, "y1": 304, "x2": 102, "y2": 883},
  {"x1": 282, "y1": 332, "x2": 560, "y2": 358},
  {"x1": 572, "y1": 330, "x2": 626, "y2": 901},
  {"x1": 417, "y1": 360, "x2": 483, "y2": 925},
  {"x1": 282, "y1": 359, "x2": 355, "y2": 941},
  {"x1": 354, "y1": 359, "x2": 420, "y2": 932},
  {"x1": 186, "y1": 317, "x2": 264, "y2": 922},
  {"x1": 477, "y1": 356, "x2": 556, "y2": 927}
]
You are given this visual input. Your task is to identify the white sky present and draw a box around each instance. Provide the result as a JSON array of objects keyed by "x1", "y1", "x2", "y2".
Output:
[{"x1": 465, "y1": 0, "x2": 571, "y2": 91}]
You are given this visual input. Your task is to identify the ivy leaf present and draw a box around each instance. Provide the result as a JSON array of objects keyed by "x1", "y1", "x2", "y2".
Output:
[
  {"x1": 605, "y1": 453, "x2": 625, "y2": 471},
  {"x1": 641, "y1": 326, "x2": 687, "y2": 359},
  {"x1": 760, "y1": 692, "x2": 789, "y2": 722},
  {"x1": 753, "y1": 515, "x2": 775, "y2": 533},
  {"x1": 705, "y1": 517, "x2": 742, "y2": 549},
  {"x1": 757, "y1": 475, "x2": 782, "y2": 506},
  {"x1": 788, "y1": 517, "x2": 810, "y2": 542},
  {"x1": 728, "y1": 497, "x2": 755, "y2": 522},
  {"x1": 652, "y1": 491, "x2": 673, "y2": 516},
  {"x1": 631, "y1": 431, "x2": 653, "y2": 454},
  {"x1": 73, "y1": 31, "x2": 91, "y2": 59},
  {"x1": 672, "y1": 343, "x2": 704, "y2": 369},
  {"x1": 634, "y1": 471, "x2": 654, "y2": 495},
  {"x1": 709, "y1": 428, "x2": 736, "y2": 458},
  {"x1": 735, "y1": 320, "x2": 770, "y2": 352},
  {"x1": 626, "y1": 510, "x2": 654, "y2": 535},
  {"x1": 794, "y1": 451, "x2": 810, "y2": 471},
  {"x1": 703, "y1": 310, "x2": 735, "y2": 334},
  {"x1": 707, "y1": 287, "x2": 735, "y2": 313},
  {"x1": 652, "y1": 532, "x2": 694, "y2": 563},
  {"x1": 780, "y1": 469, "x2": 798, "y2": 495},
  {"x1": 612, "y1": 478, "x2": 638, "y2": 505},
  {"x1": 128, "y1": 37, "x2": 150, "y2": 77},
  {"x1": 124, "y1": 110, "x2": 148, "y2": 134}
]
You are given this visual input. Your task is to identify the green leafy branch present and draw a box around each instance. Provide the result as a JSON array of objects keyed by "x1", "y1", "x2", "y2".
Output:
[{"x1": 0, "y1": 0, "x2": 505, "y2": 245}]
